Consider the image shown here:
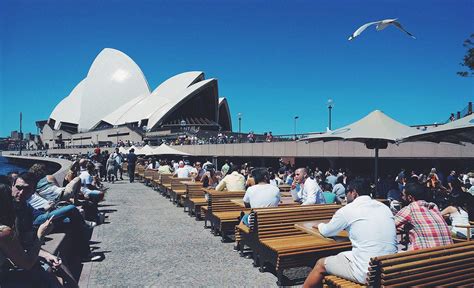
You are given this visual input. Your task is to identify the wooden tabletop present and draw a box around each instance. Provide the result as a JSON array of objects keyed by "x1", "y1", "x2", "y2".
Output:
[
  {"x1": 230, "y1": 197, "x2": 298, "y2": 208},
  {"x1": 181, "y1": 181, "x2": 202, "y2": 186},
  {"x1": 294, "y1": 221, "x2": 349, "y2": 242}
]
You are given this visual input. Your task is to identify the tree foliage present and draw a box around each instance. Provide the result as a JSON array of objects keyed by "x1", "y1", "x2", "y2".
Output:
[{"x1": 457, "y1": 34, "x2": 474, "y2": 77}]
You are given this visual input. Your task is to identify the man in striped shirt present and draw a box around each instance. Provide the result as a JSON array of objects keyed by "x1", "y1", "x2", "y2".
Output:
[{"x1": 395, "y1": 182, "x2": 452, "y2": 250}]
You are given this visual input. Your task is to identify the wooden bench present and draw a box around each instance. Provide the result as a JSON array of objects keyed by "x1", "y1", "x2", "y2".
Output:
[
  {"x1": 235, "y1": 205, "x2": 350, "y2": 285},
  {"x1": 143, "y1": 169, "x2": 155, "y2": 185},
  {"x1": 158, "y1": 173, "x2": 173, "y2": 196},
  {"x1": 324, "y1": 241, "x2": 474, "y2": 287},
  {"x1": 367, "y1": 241, "x2": 474, "y2": 287},
  {"x1": 136, "y1": 165, "x2": 145, "y2": 181},
  {"x1": 169, "y1": 177, "x2": 192, "y2": 205},
  {"x1": 151, "y1": 171, "x2": 161, "y2": 190},
  {"x1": 182, "y1": 182, "x2": 206, "y2": 217},
  {"x1": 204, "y1": 190, "x2": 246, "y2": 240}
]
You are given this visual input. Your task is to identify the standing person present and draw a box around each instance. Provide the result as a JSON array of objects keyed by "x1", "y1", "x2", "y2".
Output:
[
  {"x1": 395, "y1": 182, "x2": 453, "y2": 250},
  {"x1": 112, "y1": 148, "x2": 124, "y2": 181},
  {"x1": 127, "y1": 148, "x2": 138, "y2": 183},
  {"x1": 291, "y1": 168, "x2": 325, "y2": 205},
  {"x1": 303, "y1": 178, "x2": 397, "y2": 287},
  {"x1": 106, "y1": 156, "x2": 117, "y2": 183}
]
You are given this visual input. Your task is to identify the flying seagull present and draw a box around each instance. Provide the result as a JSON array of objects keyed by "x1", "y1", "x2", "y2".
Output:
[{"x1": 348, "y1": 18, "x2": 416, "y2": 40}]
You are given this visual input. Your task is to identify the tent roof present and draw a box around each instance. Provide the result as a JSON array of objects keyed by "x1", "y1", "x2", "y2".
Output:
[
  {"x1": 149, "y1": 144, "x2": 191, "y2": 156},
  {"x1": 304, "y1": 110, "x2": 417, "y2": 144},
  {"x1": 401, "y1": 114, "x2": 474, "y2": 144},
  {"x1": 136, "y1": 144, "x2": 154, "y2": 155}
]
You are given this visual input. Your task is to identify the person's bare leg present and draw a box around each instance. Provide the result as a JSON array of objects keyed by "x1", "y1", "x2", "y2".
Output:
[{"x1": 303, "y1": 258, "x2": 327, "y2": 288}]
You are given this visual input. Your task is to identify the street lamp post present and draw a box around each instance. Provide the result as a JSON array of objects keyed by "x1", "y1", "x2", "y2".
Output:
[
  {"x1": 116, "y1": 129, "x2": 119, "y2": 146},
  {"x1": 294, "y1": 116, "x2": 299, "y2": 140},
  {"x1": 238, "y1": 113, "x2": 242, "y2": 142},
  {"x1": 327, "y1": 99, "x2": 334, "y2": 130}
]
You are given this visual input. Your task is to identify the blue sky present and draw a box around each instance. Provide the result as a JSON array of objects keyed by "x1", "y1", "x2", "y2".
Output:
[{"x1": 0, "y1": 0, "x2": 472, "y2": 137}]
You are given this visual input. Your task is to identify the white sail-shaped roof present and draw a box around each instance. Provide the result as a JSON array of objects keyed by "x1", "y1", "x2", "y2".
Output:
[
  {"x1": 78, "y1": 48, "x2": 150, "y2": 130},
  {"x1": 49, "y1": 79, "x2": 86, "y2": 129},
  {"x1": 146, "y1": 78, "x2": 217, "y2": 130},
  {"x1": 102, "y1": 71, "x2": 204, "y2": 126}
]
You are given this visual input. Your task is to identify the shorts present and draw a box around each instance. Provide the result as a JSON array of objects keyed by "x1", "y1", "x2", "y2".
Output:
[{"x1": 324, "y1": 253, "x2": 362, "y2": 284}]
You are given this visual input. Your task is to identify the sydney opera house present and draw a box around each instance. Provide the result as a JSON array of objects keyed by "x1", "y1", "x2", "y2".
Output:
[{"x1": 38, "y1": 48, "x2": 232, "y2": 148}]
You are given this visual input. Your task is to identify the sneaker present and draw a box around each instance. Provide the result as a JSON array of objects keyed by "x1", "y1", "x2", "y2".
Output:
[
  {"x1": 85, "y1": 220, "x2": 97, "y2": 229},
  {"x1": 82, "y1": 252, "x2": 101, "y2": 262}
]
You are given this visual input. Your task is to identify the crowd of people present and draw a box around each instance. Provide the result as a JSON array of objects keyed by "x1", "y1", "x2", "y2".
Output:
[
  {"x1": 134, "y1": 156, "x2": 474, "y2": 286},
  {"x1": 2, "y1": 149, "x2": 473, "y2": 286},
  {"x1": 0, "y1": 156, "x2": 110, "y2": 286}
]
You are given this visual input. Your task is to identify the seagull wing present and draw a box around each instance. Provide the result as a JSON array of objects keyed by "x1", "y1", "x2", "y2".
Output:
[
  {"x1": 391, "y1": 21, "x2": 416, "y2": 39},
  {"x1": 348, "y1": 21, "x2": 381, "y2": 40}
]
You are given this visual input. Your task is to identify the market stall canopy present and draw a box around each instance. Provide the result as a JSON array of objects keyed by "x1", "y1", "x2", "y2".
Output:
[
  {"x1": 118, "y1": 146, "x2": 128, "y2": 154},
  {"x1": 400, "y1": 114, "x2": 474, "y2": 144},
  {"x1": 136, "y1": 144, "x2": 154, "y2": 156},
  {"x1": 150, "y1": 144, "x2": 191, "y2": 156},
  {"x1": 304, "y1": 110, "x2": 417, "y2": 147}
]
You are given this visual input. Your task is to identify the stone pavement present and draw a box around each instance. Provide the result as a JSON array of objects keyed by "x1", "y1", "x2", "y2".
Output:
[{"x1": 78, "y1": 179, "x2": 296, "y2": 287}]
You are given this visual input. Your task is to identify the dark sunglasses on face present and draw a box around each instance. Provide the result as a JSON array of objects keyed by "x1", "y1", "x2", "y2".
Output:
[{"x1": 15, "y1": 185, "x2": 30, "y2": 191}]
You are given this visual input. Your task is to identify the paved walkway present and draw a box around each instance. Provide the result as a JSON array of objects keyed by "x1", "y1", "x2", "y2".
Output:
[{"x1": 78, "y1": 179, "x2": 286, "y2": 287}]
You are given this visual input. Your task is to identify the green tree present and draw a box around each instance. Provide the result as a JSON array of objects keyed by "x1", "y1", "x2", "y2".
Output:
[{"x1": 457, "y1": 34, "x2": 474, "y2": 77}]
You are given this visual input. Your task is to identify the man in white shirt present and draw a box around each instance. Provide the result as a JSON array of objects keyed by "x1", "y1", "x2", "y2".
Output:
[
  {"x1": 241, "y1": 168, "x2": 280, "y2": 225},
  {"x1": 291, "y1": 168, "x2": 325, "y2": 205},
  {"x1": 303, "y1": 178, "x2": 397, "y2": 287},
  {"x1": 215, "y1": 165, "x2": 245, "y2": 191},
  {"x1": 174, "y1": 161, "x2": 190, "y2": 178}
]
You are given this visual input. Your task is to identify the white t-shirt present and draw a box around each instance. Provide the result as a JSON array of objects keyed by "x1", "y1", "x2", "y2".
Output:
[
  {"x1": 243, "y1": 184, "x2": 280, "y2": 208},
  {"x1": 79, "y1": 170, "x2": 93, "y2": 186},
  {"x1": 175, "y1": 167, "x2": 190, "y2": 178},
  {"x1": 318, "y1": 196, "x2": 397, "y2": 284}
]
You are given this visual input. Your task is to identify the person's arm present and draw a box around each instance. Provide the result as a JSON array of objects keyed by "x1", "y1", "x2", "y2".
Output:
[
  {"x1": 0, "y1": 217, "x2": 54, "y2": 270},
  {"x1": 46, "y1": 175, "x2": 60, "y2": 187},
  {"x1": 441, "y1": 206, "x2": 455, "y2": 217},
  {"x1": 394, "y1": 206, "x2": 411, "y2": 229},
  {"x1": 302, "y1": 182, "x2": 317, "y2": 205},
  {"x1": 39, "y1": 250, "x2": 62, "y2": 270},
  {"x1": 243, "y1": 190, "x2": 251, "y2": 208},
  {"x1": 215, "y1": 176, "x2": 226, "y2": 191},
  {"x1": 317, "y1": 209, "x2": 348, "y2": 237}
]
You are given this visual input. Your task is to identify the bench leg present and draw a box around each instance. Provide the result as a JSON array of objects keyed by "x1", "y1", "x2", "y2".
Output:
[{"x1": 276, "y1": 269, "x2": 290, "y2": 287}]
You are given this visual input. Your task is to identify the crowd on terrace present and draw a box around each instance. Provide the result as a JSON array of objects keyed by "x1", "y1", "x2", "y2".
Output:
[{"x1": 2, "y1": 146, "x2": 473, "y2": 286}]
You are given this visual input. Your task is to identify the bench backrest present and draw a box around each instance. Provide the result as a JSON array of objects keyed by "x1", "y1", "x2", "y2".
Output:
[
  {"x1": 367, "y1": 241, "x2": 474, "y2": 287},
  {"x1": 144, "y1": 169, "x2": 155, "y2": 178},
  {"x1": 251, "y1": 205, "x2": 340, "y2": 240},
  {"x1": 186, "y1": 183, "x2": 205, "y2": 197},
  {"x1": 160, "y1": 173, "x2": 173, "y2": 186},
  {"x1": 207, "y1": 190, "x2": 246, "y2": 213},
  {"x1": 170, "y1": 177, "x2": 192, "y2": 191}
]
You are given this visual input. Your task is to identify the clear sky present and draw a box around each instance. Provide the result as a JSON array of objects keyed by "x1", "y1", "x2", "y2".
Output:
[{"x1": 0, "y1": 0, "x2": 472, "y2": 137}]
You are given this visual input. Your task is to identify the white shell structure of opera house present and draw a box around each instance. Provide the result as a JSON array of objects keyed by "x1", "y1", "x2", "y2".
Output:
[{"x1": 46, "y1": 48, "x2": 232, "y2": 136}]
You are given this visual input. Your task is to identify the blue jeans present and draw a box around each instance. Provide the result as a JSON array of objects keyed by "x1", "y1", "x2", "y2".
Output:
[{"x1": 33, "y1": 204, "x2": 76, "y2": 226}]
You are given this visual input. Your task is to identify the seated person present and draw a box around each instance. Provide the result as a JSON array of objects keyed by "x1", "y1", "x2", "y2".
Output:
[
  {"x1": 303, "y1": 178, "x2": 397, "y2": 287},
  {"x1": 322, "y1": 183, "x2": 337, "y2": 204},
  {"x1": 158, "y1": 160, "x2": 172, "y2": 174},
  {"x1": 215, "y1": 165, "x2": 245, "y2": 191},
  {"x1": 200, "y1": 166, "x2": 218, "y2": 188},
  {"x1": 173, "y1": 161, "x2": 190, "y2": 178},
  {"x1": 441, "y1": 193, "x2": 474, "y2": 239},
  {"x1": 290, "y1": 168, "x2": 325, "y2": 205},
  {"x1": 29, "y1": 163, "x2": 81, "y2": 204},
  {"x1": 395, "y1": 182, "x2": 453, "y2": 250},
  {"x1": 80, "y1": 162, "x2": 105, "y2": 203},
  {"x1": 0, "y1": 183, "x2": 63, "y2": 287},
  {"x1": 14, "y1": 172, "x2": 99, "y2": 262},
  {"x1": 241, "y1": 168, "x2": 280, "y2": 226}
]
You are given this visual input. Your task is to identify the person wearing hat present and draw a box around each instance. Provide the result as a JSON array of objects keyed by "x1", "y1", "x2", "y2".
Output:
[{"x1": 126, "y1": 148, "x2": 138, "y2": 183}]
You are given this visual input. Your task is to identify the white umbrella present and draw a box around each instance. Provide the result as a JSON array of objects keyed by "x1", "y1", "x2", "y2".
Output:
[
  {"x1": 136, "y1": 144, "x2": 154, "y2": 156},
  {"x1": 149, "y1": 143, "x2": 191, "y2": 156},
  {"x1": 400, "y1": 114, "x2": 474, "y2": 144},
  {"x1": 118, "y1": 146, "x2": 128, "y2": 154},
  {"x1": 304, "y1": 110, "x2": 417, "y2": 184}
]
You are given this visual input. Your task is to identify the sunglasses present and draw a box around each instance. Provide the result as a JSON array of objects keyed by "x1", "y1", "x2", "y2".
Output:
[{"x1": 15, "y1": 185, "x2": 30, "y2": 191}]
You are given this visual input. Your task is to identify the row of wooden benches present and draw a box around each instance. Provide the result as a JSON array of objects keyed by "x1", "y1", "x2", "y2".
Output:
[{"x1": 134, "y1": 167, "x2": 474, "y2": 287}]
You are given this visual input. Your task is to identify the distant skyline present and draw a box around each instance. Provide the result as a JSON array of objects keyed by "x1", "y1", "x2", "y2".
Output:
[{"x1": 1, "y1": 0, "x2": 473, "y2": 137}]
